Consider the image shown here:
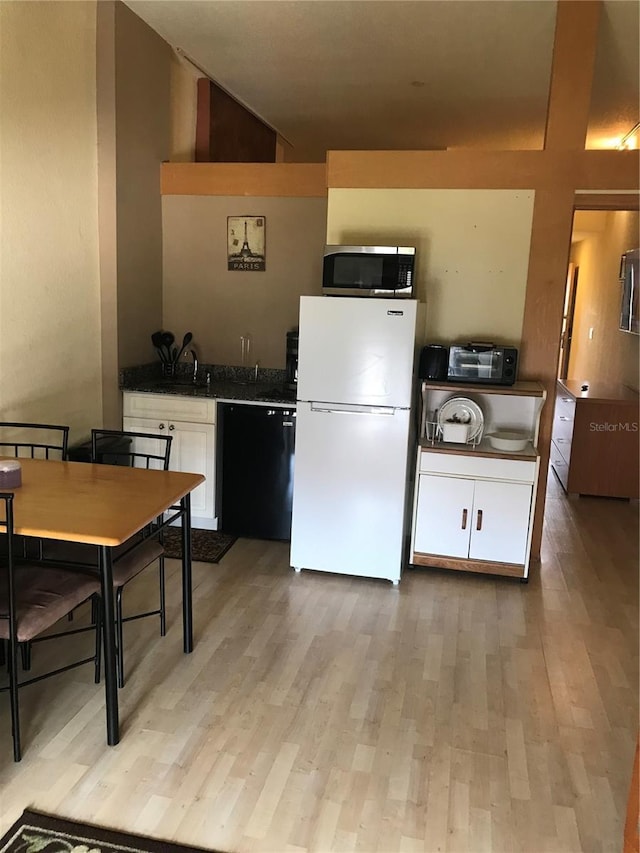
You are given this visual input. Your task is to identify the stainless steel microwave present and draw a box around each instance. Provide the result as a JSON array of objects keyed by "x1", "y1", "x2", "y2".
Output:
[{"x1": 322, "y1": 245, "x2": 415, "y2": 297}]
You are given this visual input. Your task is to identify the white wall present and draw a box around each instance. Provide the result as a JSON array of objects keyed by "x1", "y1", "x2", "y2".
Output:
[
  {"x1": 327, "y1": 189, "x2": 535, "y2": 346},
  {"x1": 0, "y1": 1, "x2": 102, "y2": 440}
]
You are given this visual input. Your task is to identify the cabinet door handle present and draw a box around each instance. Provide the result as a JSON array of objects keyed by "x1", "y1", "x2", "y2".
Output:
[
  {"x1": 461, "y1": 508, "x2": 468, "y2": 530},
  {"x1": 169, "y1": 424, "x2": 175, "y2": 431},
  {"x1": 158, "y1": 422, "x2": 166, "y2": 430},
  {"x1": 476, "y1": 509, "x2": 483, "y2": 531}
]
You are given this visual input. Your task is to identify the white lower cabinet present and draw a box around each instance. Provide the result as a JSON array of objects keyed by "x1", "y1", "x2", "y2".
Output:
[
  {"x1": 122, "y1": 393, "x2": 216, "y2": 526},
  {"x1": 414, "y1": 474, "x2": 532, "y2": 565},
  {"x1": 411, "y1": 450, "x2": 538, "y2": 578}
]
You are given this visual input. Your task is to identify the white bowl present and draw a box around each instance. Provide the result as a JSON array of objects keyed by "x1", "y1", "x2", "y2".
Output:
[{"x1": 486, "y1": 430, "x2": 530, "y2": 452}]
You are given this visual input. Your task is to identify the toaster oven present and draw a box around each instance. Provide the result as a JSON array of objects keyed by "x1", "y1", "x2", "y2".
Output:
[{"x1": 447, "y1": 343, "x2": 518, "y2": 386}]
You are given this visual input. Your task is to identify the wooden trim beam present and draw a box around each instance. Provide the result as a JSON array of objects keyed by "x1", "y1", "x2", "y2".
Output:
[
  {"x1": 519, "y1": 189, "x2": 577, "y2": 555},
  {"x1": 161, "y1": 162, "x2": 327, "y2": 197},
  {"x1": 326, "y1": 149, "x2": 639, "y2": 190},
  {"x1": 522, "y1": 0, "x2": 604, "y2": 559},
  {"x1": 544, "y1": 1, "x2": 602, "y2": 150},
  {"x1": 575, "y1": 192, "x2": 640, "y2": 210}
]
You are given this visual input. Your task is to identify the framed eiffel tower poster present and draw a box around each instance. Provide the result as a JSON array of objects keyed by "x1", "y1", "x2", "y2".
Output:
[{"x1": 227, "y1": 216, "x2": 266, "y2": 271}]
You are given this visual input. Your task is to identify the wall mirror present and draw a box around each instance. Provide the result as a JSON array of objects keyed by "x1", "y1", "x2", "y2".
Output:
[{"x1": 619, "y1": 247, "x2": 639, "y2": 334}]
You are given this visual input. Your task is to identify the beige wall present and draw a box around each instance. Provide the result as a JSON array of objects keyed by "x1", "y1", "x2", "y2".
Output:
[
  {"x1": 162, "y1": 196, "x2": 327, "y2": 368},
  {"x1": 170, "y1": 53, "x2": 198, "y2": 162},
  {"x1": 326, "y1": 189, "x2": 534, "y2": 346},
  {"x1": 114, "y1": 2, "x2": 171, "y2": 369},
  {"x1": 0, "y1": 0, "x2": 102, "y2": 441},
  {"x1": 568, "y1": 209, "x2": 639, "y2": 391}
]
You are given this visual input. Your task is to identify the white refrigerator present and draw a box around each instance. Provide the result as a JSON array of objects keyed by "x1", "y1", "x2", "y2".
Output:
[{"x1": 290, "y1": 296, "x2": 422, "y2": 583}]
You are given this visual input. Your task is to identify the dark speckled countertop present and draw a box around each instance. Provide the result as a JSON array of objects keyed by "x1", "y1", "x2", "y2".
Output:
[{"x1": 120, "y1": 363, "x2": 297, "y2": 405}]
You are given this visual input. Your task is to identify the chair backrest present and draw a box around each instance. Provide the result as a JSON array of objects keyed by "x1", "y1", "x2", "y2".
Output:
[
  {"x1": 0, "y1": 422, "x2": 69, "y2": 460},
  {"x1": 0, "y1": 492, "x2": 16, "y2": 636},
  {"x1": 90, "y1": 429, "x2": 172, "y2": 471}
]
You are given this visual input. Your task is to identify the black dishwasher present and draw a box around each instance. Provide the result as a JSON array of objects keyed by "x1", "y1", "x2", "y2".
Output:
[{"x1": 217, "y1": 403, "x2": 296, "y2": 540}]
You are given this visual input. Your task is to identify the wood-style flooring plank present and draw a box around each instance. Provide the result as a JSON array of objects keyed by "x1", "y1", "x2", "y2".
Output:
[{"x1": 0, "y1": 473, "x2": 637, "y2": 852}]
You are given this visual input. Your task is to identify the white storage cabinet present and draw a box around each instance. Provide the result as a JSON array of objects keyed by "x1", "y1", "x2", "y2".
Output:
[
  {"x1": 410, "y1": 381, "x2": 545, "y2": 579},
  {"x1": 413, "y1": 455, "x2": 536, "y2": 573},
  {"x1": 122, "y1": 393, "x2": 216, "y2": 528}
]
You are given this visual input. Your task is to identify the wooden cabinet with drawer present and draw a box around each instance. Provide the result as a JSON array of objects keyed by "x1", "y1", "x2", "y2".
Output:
[
  {"x1": 550, "y1": 380, "x2": 639, "y2": 499},
  {"x1": 410, "y1": 381, "x2": 545, "y2": 580}
]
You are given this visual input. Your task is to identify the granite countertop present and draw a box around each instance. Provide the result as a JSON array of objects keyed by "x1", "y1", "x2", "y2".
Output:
[{"x1": 120, "y1": 363, "x2": 297, "y2": 405}]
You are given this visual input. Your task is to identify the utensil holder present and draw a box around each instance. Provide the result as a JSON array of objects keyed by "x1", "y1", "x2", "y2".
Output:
[
  {"x1": 442, "y1": 422, "x2": 470, "y2": 443},
  {"x1": 162, "y1": 362, "x2": 176, "y2": 379}
]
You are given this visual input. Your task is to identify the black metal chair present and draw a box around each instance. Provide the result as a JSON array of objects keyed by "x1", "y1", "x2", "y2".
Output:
[
  {"x1": 0, "y1": 422, "x2": 71, "y2": 666},
  {"x1": 41, "y1": 429, "x2": 173, "y2": 688},
  {"x1": 91, "y1": 429, "x2": 173, "y2": 688},
  {"x1": 0, "y1": 420, "x2": 69, "y2": 556},
  {"x1": 0, "y1": 492, "x2": 102, "y2": 761},
  {"x1": 0, "y1": 421, "x2": 69, "y2": 460}
]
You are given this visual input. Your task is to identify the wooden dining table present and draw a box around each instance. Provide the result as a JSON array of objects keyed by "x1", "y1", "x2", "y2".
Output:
[{"x1": 2, "y1": 456, "x2": 205, "y2": 746}]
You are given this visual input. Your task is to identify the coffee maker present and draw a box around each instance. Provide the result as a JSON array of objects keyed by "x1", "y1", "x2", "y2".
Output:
[{"x1": 285, "y1": 329, "x2": 299, "y2": 391}]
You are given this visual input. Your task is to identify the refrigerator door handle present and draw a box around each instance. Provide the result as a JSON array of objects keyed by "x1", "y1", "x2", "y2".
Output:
[{"x1": 310, "y1": 403, "x2": 397, "y2": 416}]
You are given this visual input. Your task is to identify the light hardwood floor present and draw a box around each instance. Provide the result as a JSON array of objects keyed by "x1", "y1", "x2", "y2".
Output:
[{"x1": 0, "y1": 472, "x2": 637, "y2": 853}]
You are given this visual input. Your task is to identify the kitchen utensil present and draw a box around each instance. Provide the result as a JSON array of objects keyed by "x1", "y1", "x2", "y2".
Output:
[
  {"x1": 160, "y1": 331, "x2": 175, "y2": 362},
  {"x1": 437, "y1": 396, "x2": 484, "y2": 443},
  {"x1": 486, "y1": 430, "x2": 530, "y2": 451},
  {"x1": 151, "y1": 331, "x2": 168, "y2": 362},
  {"x1": 174, "y1": 331, "x2": 193, "y2": 363}
]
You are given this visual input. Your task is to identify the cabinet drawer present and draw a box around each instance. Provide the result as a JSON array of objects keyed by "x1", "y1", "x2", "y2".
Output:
[
  {"x1": 553, "y1": 417, "x2": 574, "y2": 444},
  {"x1": 123, "y1": 392, "x2": 216, "y2": 424},
  {"x1": 553, "y1": 434, "x2": 572, "y2": 464},
  {"x1": 550, "y1": 440, "x2": 570, "y2": 491},
  {"x1": 553, "y1": 411, "x2": 574, "y2": 443},
  {"x1": 420, "y1": 450, "x2": 536, "y2": 483},
  {"x1": 554, "y1": 392, "x2": 574, "y2": 422}
]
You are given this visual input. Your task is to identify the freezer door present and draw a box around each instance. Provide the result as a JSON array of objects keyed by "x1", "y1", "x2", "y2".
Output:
[
  {"x1": 297, "y1": 296, "x2": 418, "y2": 408},
  {"x1": 290, "y1": 401, "x2": 411, "y2": 582}
]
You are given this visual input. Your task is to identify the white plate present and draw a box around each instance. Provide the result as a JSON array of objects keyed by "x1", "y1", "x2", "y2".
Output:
[{"x1": 437, "y1": 397, "x2": 484, "y2": 443}]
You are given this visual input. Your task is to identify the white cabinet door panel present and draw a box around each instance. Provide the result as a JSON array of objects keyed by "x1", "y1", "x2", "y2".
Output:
[
  {"x1": 123, "y1": 416, "x2": 215, "y2": 520},
  {"x1": 413, "y1": 474, "x2": 474, "y2": 558},
  {"x1": 171, "y1": 421, "x2": 215, "y2": 518},
  {"x1": 469, "y1": 479, "x2": 532, "y2": 564}
]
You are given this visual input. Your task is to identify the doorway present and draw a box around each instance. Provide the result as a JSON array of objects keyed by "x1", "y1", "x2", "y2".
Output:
[{"x1": 558, "y1": 263, "x2": 579, "y2": 379}]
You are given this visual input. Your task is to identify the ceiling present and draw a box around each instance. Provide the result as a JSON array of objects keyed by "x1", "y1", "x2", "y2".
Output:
[{"x1": 124, "y1": 0, "x2": 639, "y2": 163}]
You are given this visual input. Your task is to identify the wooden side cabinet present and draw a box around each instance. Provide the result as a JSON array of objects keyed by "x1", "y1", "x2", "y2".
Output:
[
  {"x1": 550, "y1": 380, "x2": 639, "y2": 499},
  {"x1": 410, "y1": 380, "x2": 545, "y2": 580},
  {"x1": 411, "y1": 451, "x2": 538, "y2": 579}
]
